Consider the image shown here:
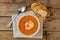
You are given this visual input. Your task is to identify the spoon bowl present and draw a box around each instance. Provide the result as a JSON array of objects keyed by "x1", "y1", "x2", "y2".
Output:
[{"x1": 18, "y1": 5, "x2": 26, "y2": 13}]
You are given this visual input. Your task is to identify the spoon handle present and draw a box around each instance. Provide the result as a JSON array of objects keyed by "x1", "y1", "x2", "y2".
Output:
[{"x1": 7, "y1": 14, "x2": 17, "y2": 28}]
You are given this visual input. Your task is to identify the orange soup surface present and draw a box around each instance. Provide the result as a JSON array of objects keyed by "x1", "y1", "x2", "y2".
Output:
[{"x1": 18, "y1": 15, "x2": 38, "y2": 35}]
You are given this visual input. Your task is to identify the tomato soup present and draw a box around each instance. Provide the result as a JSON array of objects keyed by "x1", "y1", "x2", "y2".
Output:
[{"x1": 18, "y1": 15, "x2": 38, "y2": 35}]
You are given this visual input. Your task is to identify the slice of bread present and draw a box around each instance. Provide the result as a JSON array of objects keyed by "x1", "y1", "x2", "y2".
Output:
[{"x1": 31, "y1": 2, "x2": 50, "y2": 20}]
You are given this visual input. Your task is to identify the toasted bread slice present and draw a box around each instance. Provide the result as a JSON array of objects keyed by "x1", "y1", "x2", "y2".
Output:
[{"x1": 31, "y1": 2, "x2": 50, "y2": 20}]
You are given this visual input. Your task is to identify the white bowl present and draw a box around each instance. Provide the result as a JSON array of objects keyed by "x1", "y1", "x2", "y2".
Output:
[{"x1": 16, "y1": 11, "x2": 40, "y2": 37}]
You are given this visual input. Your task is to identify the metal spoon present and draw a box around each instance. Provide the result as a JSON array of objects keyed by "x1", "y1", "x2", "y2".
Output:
[{"x1": 7, "y1": 5, "x2": 26, "y2": 28}]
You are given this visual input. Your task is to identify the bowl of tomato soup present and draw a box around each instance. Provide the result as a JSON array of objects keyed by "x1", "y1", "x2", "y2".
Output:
[{"x1": 17, "y1": 13, "x2": 40, "y2": 37}]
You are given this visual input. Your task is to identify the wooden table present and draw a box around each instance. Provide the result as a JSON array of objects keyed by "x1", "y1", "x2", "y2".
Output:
[{"x1": 0, "y1": 0, "x2": 60, "y2": 40}]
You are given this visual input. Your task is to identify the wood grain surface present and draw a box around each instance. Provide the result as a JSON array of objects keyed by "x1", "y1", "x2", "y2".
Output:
[
  {"x1": 47, "y1": 0, "x2": 60, "y2": 8},
  {"x1": 47, "y1": 32, "x2": 60, "y2": 40},
  {"x1": 0, "y1": 31, "x2": 46, "y2": 40},
  {"x1": 0, "y1": 0, "x2": 60, "y2": 40}
]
